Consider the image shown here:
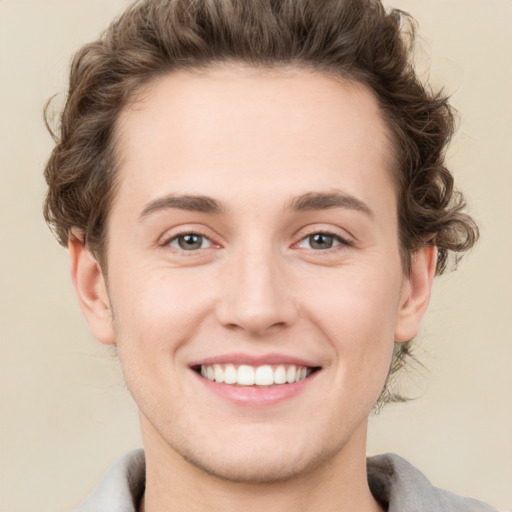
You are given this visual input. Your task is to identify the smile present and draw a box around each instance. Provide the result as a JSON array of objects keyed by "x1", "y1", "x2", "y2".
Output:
[{"x1": 197, "y1": 364, "x2": 317, "y2": 386}]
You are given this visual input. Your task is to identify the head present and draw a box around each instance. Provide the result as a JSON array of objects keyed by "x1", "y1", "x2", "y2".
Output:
[{"x1": 44, "y1": 0, "x2": 478, "y2": 483}]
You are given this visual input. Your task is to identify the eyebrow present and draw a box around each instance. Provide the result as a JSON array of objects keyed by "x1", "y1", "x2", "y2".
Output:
[
  {"x1": 287, "y1": 191, "x2": 374, "y2": 217},
  {"x1": 139, "y1": 194, "x2": 226, "y2": 219},
  {"x1": 139, "y1": 190, "x2": 373, "y2": 219}
]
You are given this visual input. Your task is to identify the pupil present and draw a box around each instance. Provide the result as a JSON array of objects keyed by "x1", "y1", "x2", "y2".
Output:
[
  {"x1": 310, "y1": 233, "x2": 333, "y2": 249},
  {"x1": 179, "y1": 234, "x2": 202, "y2": 250}
]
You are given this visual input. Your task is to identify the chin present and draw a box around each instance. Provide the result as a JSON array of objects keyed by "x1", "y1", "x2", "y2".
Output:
[{"x1": 173, "y1": 432, "x2": 344, "y2": 485}]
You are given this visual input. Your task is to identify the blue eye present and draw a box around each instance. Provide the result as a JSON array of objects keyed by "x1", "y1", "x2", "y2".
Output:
[
  {"x1": 298, "y1": 233, "x2": 342, "y2": 250},
  {"x1": 168, "y1": 233, "x2": 211, "y2": 251}
]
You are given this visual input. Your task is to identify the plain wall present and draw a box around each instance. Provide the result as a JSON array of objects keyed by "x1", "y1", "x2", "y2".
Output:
[{"x1": 0, "y1": 1, "x2": 510, "y2": 510}]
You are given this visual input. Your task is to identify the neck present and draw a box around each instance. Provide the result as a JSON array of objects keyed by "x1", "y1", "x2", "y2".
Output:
[{"x1": 139, "y1": 419, "x2": 383, "y2": 512}]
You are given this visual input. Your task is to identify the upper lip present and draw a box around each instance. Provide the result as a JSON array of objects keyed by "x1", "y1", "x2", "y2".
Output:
[{"x1": 189, "y1": 352, "x2": 322, "y2": 368}]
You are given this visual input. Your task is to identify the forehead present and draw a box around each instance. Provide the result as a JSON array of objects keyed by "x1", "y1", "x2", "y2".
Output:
[{"x1": 113, "y1": 66, "x2": 395, "y2": 212}]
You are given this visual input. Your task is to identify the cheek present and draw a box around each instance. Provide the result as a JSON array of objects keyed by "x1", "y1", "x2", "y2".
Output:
[
  {"x1": 109, "y1": 271, "x2": 207, "y2": 404},
  {"x1": 304, "y1": 267, "x2": 401, "y2": 337},
  {"x1": 301, "y1": 266, "x2": 401, "y2": 378},
  {"x1": 110, "y1": 268, "x2": 213, "y2": 355}
]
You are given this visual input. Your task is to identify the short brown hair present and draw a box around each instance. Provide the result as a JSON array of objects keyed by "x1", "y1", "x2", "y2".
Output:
[{"x1": 43, "y1": 0, "x2": 478, "y2": 403}]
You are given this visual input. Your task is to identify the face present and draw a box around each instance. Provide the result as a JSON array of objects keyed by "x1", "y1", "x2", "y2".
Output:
[{"x1": 73, "y1": 66, "x2": 434, "y2": 483}]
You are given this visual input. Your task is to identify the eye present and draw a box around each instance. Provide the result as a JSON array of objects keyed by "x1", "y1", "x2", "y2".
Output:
[
  {"x1": 168, "y1": 233, "x2": 212, "y2": 251},
  {"x1": 297, "y1": 232, "x2": 344, "y2": 250}
]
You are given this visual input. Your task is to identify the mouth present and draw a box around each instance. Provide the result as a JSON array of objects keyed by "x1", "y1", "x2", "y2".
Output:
[{"x1": 192, "y1": 363, "x2": 321, "y2": 387}]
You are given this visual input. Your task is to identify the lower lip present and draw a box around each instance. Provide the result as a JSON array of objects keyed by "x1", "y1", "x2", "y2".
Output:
[{"x1": 192, "y1": 370, "x2": 320, "y2": 407}]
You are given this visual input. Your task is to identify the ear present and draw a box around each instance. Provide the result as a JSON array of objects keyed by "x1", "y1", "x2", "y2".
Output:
[
  {"x1": 394, "y1": 246, "x2": 437, "y2": 343},
  {"x1": 69, "y1": 234, "x2": 115, "y2": 346}
]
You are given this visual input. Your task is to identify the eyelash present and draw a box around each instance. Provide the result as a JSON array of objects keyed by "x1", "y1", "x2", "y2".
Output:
[
  {"x1": 161, "y1": 229, "x2": 351, "y2": 254},
  {"x1": 296, "y1": 230, "x2": 352, "y2": 251},
  {"x1": 163, "y1": 232, "x2": 214, "y2": 252}
]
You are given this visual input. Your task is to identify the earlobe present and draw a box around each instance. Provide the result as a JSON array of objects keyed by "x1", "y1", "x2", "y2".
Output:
[
  {"x1": 394, "y1": 246, "x2": 437, "y2": 343},
  {"x1": 69, "y1": 235, "x2": 115, "y2": 346}
]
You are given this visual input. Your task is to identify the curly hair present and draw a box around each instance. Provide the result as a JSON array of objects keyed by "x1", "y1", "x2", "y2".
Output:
[{"x1": 43, "y1": 0, "x2": 478, "y2": 404}]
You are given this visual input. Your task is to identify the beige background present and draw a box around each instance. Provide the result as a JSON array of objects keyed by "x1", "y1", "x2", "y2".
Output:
[{"x1": 0, "y1": 1, "x2": 510, "y2": 510}]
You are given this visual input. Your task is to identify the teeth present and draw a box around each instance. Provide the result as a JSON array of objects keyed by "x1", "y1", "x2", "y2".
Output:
[
  {"x1": 286, "y1": 366, "x2": 296, "y2": 383},
  {"x1": 274, "y1": 365, "x2": 287, "y2": 385},
  {"x1": 224, "y1": 364, "x2": 237, "y2": 384},
  {"x1": 237, "y1": 365, "x2": 255, "y2": 385},
  {"x1": 199, "y1": 364, "x2": 313, "y2": 386},
  {"x1": 213, "y1": 364, "x2": 224, "y2": 383},
  {"x1": 255, "y1": 365, "x2": 273, "y2": 386}
]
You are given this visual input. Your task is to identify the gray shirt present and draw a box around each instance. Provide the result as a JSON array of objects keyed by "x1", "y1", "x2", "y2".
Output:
[{"x1": 74, "y1": 450, "x2": 498, "y2": 511}]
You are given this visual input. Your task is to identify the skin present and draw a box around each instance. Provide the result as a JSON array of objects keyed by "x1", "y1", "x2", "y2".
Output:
[{"x1": 70, "y1": 66, "x2": 436, "y2": 512}]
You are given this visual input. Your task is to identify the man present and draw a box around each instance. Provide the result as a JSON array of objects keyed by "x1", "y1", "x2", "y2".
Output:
[{"x1": 43, "y1": 0, "x2": 496, "y2": 510}]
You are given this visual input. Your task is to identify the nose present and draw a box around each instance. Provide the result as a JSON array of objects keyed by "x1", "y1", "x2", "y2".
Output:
[{"x1": 215, "y1": 244, "x2": 298, "y2": 335}]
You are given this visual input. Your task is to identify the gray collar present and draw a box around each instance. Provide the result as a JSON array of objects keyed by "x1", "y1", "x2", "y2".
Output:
[
  {"x1": 75, "y1": 450, "x2": 497, "y2": 512},
  {"x1": 367, "y1": 452, "x2": 497, "y2": 511}
]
